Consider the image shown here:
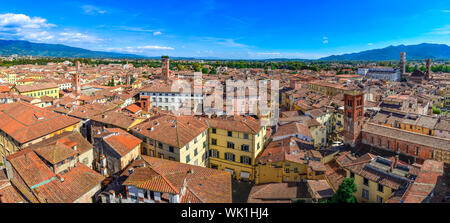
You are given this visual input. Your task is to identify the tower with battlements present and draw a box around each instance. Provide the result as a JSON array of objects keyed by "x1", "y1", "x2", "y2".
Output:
[
  {"x1": 161, "y1": 56, "x2": 170, "y2": 80},
  {"x1": 343, "y1": 91, "x2": 365, "y2": 147}
]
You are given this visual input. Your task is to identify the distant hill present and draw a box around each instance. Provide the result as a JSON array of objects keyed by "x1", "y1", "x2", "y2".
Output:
[
  {"x1": 0, "y1": 39, "x2": 145, "y2": 58},
  {"x1": 319, "y1": 43, "x2": 450, "y2": 61}
]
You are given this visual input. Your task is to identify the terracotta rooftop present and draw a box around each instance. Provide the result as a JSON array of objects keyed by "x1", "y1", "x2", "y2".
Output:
[
  {"x1": 122, "y1": 156, "x2": 232, "y2": 203},
  {"x1": 132, "y1": 114, "x2": 208, "y2": 148},
  {"x1": 248, "y1": 182, "x2": 310, "y2": 203},
  {"x1": 102, "y1": 128, "x2": 142, "y2": 157},
  {"x1": 0, "y1": 101, "x2": 81, "y2": 144}
]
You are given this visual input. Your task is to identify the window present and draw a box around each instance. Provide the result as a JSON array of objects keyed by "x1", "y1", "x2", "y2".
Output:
[
  {"x1": 194, "y1": 137, "x2": 198, "y2": 144},
  {"x1": 377, "y1": 196, "x2": 383, "y2": 203},
  {"x1": 186, "y1": 143, "x2": 189, "y2": 150},
  {"x1": 227, "y1": 142, "x2": 235, "y2": 149},
  {"x1": 415, "y1": 147, "x2": 419, "y2": 156},
  {"x1": 203, "y1": 141, "x2": 207, "y2": 148},
  {"x1": 194, "y1": 149, "x2": 198, "y2": 156},
  {"x1": 240, "y1": 156, "x2": 251, "y2": 165},
  {"x1": 209, "y1": 149, "x2": 219, "y2": 158},
  {"x1": 158, "y1": 153, "x2": 164, "y2": 159},
  {"x1": 186, "y1": 155, "x2": 191, "y2": 163},
  {"x1": 285, "y1": 168, "x2": 290, "y2": 173},
  {"x1": 350, "y1": 172, "x2": 355, "y2": 178},
  {"x1": 257, "y1": 142, "x2": 260, "y2": 150},
  {"x1": 169, "y1": 146, "x2": 174, "y2": 153},
  {"x1": 212, "y1": 128, "x2": 216, "y2": 134},
  {"x1": 158, "y1": 142, "x2": 163, "y2": 149},
  {"x1": 225, "y1": 152, "x2": 235, "y2": 161},
  {"x1": 228, "y1": 131, "x2": 232, "y2": 137},
  {"x1": 362, "y1": 189, "x2": 369, "y2": 199},
  {"x1": 363, "y1": 177, "x2": 369, "y2": 186},
  {"x1": 378, "y1": 183, "x2": 384, "y2": 193},
  {"x1": 294, "y1": 168, "x2": 298, "y2": 173},
  {"x1": 243, "y1": 133, "x2": 248, "y2": 139},
  {"x1": 241, "y1": 144, "x2": 249, "y2": 152},
  {"x1": 211, "y1": 138, "x2": 217, "y2": 145}
]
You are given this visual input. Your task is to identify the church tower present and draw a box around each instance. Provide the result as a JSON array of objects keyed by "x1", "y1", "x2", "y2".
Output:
[
  {"x1": 73, "y1": 61, "x2": 81, "y2": 95},
  {"x1": 161, "y1": 56, "x2": 170, "y2": 80},
  {"x1": 343, "y1": 91, "x2": 364, "y2": 147}
]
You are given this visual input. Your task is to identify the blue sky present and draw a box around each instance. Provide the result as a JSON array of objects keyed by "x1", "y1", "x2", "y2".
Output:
[{"x1": 0, "y1": 0, "x2": 449, "y2": 59}]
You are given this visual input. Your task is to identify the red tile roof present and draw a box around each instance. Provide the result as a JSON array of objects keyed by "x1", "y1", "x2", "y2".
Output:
[
  {"x1": 0, "y1": 101, "x2": 81, "y2": 144},
  {"x1": 122, "y1": 156, "x2": 232, "y2": 203}
]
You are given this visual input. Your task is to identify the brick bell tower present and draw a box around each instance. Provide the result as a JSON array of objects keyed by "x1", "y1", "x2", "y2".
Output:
[
  {"x1": 343, "y1": 91, "x2": 364, "y2": 147},
  {"x1": 73, "y1": 61, "x2": 81, "y2": 95},
  {"x1": 161, "y1": 56, "x2": 170, "y2": 80}
]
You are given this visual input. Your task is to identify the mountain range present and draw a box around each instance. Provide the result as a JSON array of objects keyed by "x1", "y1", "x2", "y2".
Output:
[
  {"x1": 0, "y1": 39, "x2": 144, "y2": 58},
  {"x1": 0, "y1": 39, "x2": 449, "y2": 61},
  {"x1": 319, "y1": 43, "x2": 450, "y2": 61}
]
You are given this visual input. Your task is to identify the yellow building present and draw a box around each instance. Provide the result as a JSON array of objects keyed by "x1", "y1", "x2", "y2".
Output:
[
  {"x1": 307, "y1": 80, "x2": 351, "y2": 97},
  {"x1": 338, "y1": 153, "x2": 411, "y2": 203},
  {"x1": 16, "y1": 78, "x2": 35, "y2": 85},
  {"x1": 400, "y1": 115, "x2": 437, "y2": 136},
  {"x1": 255, "y1": 137, "x2": 326, "y2": 184},
  {"x1": 206, "y1": 116, "x2": 266, "y2": 181},
  {"x1": 0, "y1": 101, "x2": 81, "y2": 162},
  {"x1": 5, "y1": 73, "x2": 17, "y2": 85},
  {"x1": 130, "y1": 115, "x2": 209, "y2": 167},
  {"x1": 14, "y1": 82, "x2": 60, "y2": 99}
]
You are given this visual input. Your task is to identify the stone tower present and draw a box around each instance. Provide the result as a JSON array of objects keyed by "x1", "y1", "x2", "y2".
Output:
[
  {"x1": 426, "y1": 58, "x2": 432, "y2": 80},
  {"x1": 161, "y1": 56, "x2": 170, "y2": 80},
  {"x1": 73, "y1": 61, "x2": 81, "y2": 95},
  {"x1": 399, "y1": 52, "x2": 406, "y2": 76},
  {"x1": 343, "y1": 91, "x2": 365, "y2": 147}
]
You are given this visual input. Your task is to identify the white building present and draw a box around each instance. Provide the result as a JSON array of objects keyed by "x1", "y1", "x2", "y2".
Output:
[
  {"x1": 139, "y1": 84, "x2": 204, "y2": 111},
  {"x1": 357, "y1": 67, "x2": 401, "y2": 81}
]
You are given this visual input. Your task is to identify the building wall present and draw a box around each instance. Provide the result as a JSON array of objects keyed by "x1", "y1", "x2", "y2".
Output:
[
  {"x1": 19, "y1": 87, "x2": 60, "y2": 99},
  {"x1": 400, "y1": 123, "x2": 434, "y2": 136},
  {"x1": 120, "y1": 144, "x2": 141, "y2": 169},
  {"x1": 136, "y1": 130, "x2": 208, "y2": 167},
  {"x1": 78, "y1": 149, "x2": 94, "y2": 169},
  {"x1": 361, "y1": 131, "x2": 450, "y2": 164},
  {"x1": 345, "y1": 170, "x2": 393, "y2": 203},
  {"x1": 208, "y1": 127, "x2": 265, "y2": 181}
]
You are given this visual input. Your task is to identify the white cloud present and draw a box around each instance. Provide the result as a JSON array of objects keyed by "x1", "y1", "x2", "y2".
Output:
[
  {"x1": 322, "y1": 36, "x2": 328, "y2": 44},
  {"x1": 431, "y1": 25, "x2": 450, "y2": 35},
  {"x1": 0, "y1": 13, "x2": 54, "y2": 29},
  {"x1": 0, "y1": 13, "x2": 103, "y2": 46},
  {"x1": 368, "y1": 43, "x2": 373, "y2": 46},
  {"x1": 200, "y1": 37, "x2": 247, "y2": 48},
  {"x1": 57, "y1": 32, "x2": 102, "y2": 43},
  {"x1": 254, "y1": 52, "x2": 281, "y2": 55},
  {"x1": 153, "y1": 31, "x2": 162, "y2": 36},
  {"x1": 108, "y1": 45, "x2": 175, "y2": 53},
  {"x1": 137, "y1": 45, "x2": 174, "y2": 50},
  {"x1": 443, "y1": 10, "x2": 450, "y2": 13},
  {"x1": 82, "y1": 5, "x2": 107, "y2": 15}
]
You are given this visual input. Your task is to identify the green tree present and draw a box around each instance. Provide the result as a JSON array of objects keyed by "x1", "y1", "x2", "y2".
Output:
[
  {"x1": 192, "y1": 63, "x2": 202, "y2": 72},
  {"x1": 329, "y1": 178, "x2": 357, "y2": 203},
  {"x1": 176, "y1": 63, "x2": 184, "y2": 71},
  {"x1": 432, "y1": 105, "x2": 441, "y2": 115},
  {"x1": 202, "y1": 67, "x2": 209, "y2": 74}
]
